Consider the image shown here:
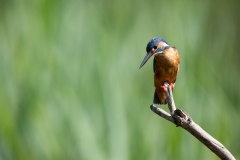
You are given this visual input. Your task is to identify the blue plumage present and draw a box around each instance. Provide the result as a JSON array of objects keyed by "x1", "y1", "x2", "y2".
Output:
[
  {"x1": 146, "y1": 37, "x2": 168, "y2": 52},
  {"x1": 140, "y1": 36, "x2": 180, "y2": 104}
]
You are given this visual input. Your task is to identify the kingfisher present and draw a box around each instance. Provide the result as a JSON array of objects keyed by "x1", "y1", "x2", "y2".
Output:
[{"x1": 139, "y1": 37, "x2": 180, "y2": 104}]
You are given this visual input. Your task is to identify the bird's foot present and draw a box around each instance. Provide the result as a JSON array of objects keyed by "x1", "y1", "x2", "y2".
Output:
[
  {"x1": 159, "y1": 83, "x2": 174, "y2": 92},
  {"x1": 159, "y1": 85, "x2": 167, "y2": 92},
  {"x1": 169, "y1": 83, "x2": 175, "y2": 91}
]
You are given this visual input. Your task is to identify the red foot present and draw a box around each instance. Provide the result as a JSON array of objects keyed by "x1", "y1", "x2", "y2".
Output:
[
  {"x1": 169, "y1": 83, "x2": 175, "y2": 91},
  {"x1": 159, "y1": 83, "x2": 175, "y2": 92},
  {"x1": 159, "y1": 85, "x2": 167, "y2": 92}
]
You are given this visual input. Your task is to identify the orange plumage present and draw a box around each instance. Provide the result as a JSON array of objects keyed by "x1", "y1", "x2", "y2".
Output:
[{"x1": 139, "y1": 37, "x2": 180, "y2": 104}]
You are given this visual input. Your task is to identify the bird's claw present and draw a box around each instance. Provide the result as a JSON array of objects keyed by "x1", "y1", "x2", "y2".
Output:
[
  {"x1": 159, "y1": 82, "x2": 174, "y2": 92},
  {"x1": 159, "y1": 85, "x2": 167, "y2": 92},
  {"x1": 169, "y1": 83, "x2": 175, "y2": 91}
]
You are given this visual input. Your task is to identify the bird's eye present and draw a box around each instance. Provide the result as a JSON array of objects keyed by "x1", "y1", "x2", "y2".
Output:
[{"x1": 153, "y1": 46, "x2": 157, "y2": 49}]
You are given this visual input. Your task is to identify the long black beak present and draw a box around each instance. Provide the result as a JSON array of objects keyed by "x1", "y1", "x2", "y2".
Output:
[{"x1": 139, "y1": 52, "x2": 154, "y2": 69}]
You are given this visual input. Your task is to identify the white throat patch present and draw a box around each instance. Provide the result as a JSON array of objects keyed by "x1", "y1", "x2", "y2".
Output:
[
  {"x1": 162, "y1": 42, "x2": 169, "y2": 47},
  {"x1": 154, "y1": 42, "x2": 169, "y2": 55}
]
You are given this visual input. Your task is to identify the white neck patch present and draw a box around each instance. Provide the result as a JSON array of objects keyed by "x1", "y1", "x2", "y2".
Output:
[
  {"x1": 154, "y1": 42, "x2": 169, "y2": 55},
  {"x1": 162, "y1": 42, "x2": 169, "y2": 47}
]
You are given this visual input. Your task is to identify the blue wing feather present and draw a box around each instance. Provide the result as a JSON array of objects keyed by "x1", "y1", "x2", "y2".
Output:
[{"x1": 153, "y1": 57, "x2": 156, "y2": 73}]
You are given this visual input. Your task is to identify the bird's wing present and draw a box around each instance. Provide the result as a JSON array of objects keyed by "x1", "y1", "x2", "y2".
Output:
[{"x1": 153, "y1": 57, "x2": 156, "y2": 73}]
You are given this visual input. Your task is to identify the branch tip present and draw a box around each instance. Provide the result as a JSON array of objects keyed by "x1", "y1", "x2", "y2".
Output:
[{"x1": 149, "y1": 82, "x2": 235, "y2": 160}]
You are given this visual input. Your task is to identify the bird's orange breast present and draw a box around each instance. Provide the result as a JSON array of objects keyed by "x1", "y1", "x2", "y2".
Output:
[{"x1": 154, "y1": 47, "x2": 180, "y2": 103}]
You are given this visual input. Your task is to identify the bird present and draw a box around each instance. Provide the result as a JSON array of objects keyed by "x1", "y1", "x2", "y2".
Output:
[{"x1": 139, "y1": 37, "x2": 180, "y2": 104}]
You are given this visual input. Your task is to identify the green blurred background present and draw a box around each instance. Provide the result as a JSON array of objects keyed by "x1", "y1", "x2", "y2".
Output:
[{"x1": 0, "y1": 0, "x2": 240, "y2": 159}]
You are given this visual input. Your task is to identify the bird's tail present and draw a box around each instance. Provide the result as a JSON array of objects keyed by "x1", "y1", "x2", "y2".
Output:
[{"x1": 153, "y1": 90, "x2": 167, "y2": 105}]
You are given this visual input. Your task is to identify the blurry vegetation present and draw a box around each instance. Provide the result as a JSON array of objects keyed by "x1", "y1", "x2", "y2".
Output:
[{"x1": 0, "y1": 0, "x2": 240, "y2": 159}]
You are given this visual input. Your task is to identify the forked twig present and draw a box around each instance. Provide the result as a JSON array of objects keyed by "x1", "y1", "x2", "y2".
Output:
[{"x1": 150, "y1": 82, "x2": 235, "y2": 160}]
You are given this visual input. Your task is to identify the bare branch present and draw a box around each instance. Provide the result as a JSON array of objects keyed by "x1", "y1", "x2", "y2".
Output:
[{"x1": 150, "y1": 82, "x2": 236, "y2": 160}]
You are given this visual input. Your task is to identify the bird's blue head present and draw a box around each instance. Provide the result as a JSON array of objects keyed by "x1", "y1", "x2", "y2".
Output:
[{"x1": 140, "y1": 37, "x2": 169, "y2": 68}]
